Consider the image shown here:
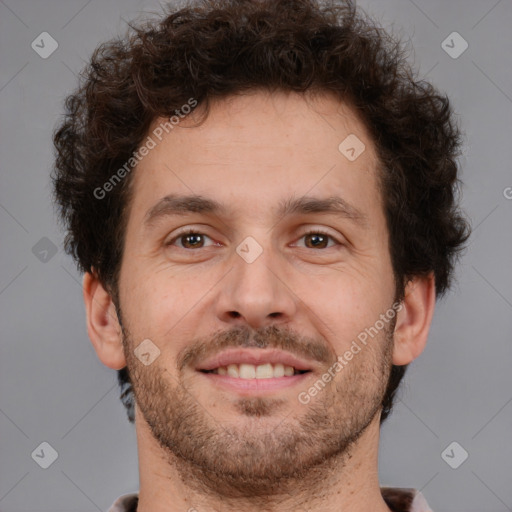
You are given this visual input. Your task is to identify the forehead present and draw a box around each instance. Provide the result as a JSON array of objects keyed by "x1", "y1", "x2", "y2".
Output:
[{"x1": 128, "y1": 89, "x2": 382, "y2": 225}]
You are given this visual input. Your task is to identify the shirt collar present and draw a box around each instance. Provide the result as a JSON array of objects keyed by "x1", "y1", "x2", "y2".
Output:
[{"x1": 108, "y1": 488, "x2": 434, "y2": 512}]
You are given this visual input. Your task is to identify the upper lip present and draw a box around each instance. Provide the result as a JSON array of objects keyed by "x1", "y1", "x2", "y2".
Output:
[{"x1": 196, "y1": 348, "x2": 316, "y2": 372}]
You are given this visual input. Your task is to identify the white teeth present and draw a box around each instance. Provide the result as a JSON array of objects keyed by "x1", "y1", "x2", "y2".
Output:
[
  {"x1": 273, "y1": 363, "x2": 285, "y2": 378},
  {"x1": 227, "y1": 364, "x2": 239, "y2": 378},
  {"x1": 212, "y1": 363, "x2": 301, "y2": 378},
  {"x1": 255, "y1": 363, "x2": 273, "y2": 379},
  {"x1": 239, "y1": 363, "x2": 256, "y2": 379}
]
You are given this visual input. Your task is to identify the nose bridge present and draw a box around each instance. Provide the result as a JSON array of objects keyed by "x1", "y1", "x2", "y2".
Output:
[{"x1": 215, "y1": 233, "x2": 297, "y2": 328}]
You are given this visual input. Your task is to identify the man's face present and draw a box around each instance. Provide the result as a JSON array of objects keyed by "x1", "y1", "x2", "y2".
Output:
[{"x1": 117, "y1": 90, "x2": 397, "y2": 493}]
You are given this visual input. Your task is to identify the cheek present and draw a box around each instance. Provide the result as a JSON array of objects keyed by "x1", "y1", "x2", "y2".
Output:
[
  {"x1": 118, "y1": 267, "x2": 171, "y2": 339},
  {"x1": 301, "y1": 267, "x2": 392, "y2": 353},
  {"x1": 120, "y1": 267, "x2": 211, "y2": 354}
]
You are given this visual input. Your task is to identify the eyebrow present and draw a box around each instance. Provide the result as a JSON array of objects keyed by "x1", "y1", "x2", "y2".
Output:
[{"x1": 143, "y1": 193, "x2": 368, "y2": 228}]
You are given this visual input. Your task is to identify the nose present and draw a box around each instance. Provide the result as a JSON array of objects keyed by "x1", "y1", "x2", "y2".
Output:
[{"x1": 214, "y1": 241, "x2": 298, "y2": 330}]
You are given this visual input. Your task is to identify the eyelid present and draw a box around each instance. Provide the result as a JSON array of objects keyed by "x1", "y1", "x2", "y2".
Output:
[
  {"x1": 165, "y1": 227, "x2": 218, "y2": 248},
  {"x1": 293, "y1": 227, "x2": 344, "y2": 248},
  {"x1": 165, "y1": 226, "x2": 345, "y2": 250}
]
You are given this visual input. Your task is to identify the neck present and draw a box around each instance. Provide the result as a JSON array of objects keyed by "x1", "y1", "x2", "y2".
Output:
[{"x1": 135, "y1": 410, "x2": 392, "y2": 512}]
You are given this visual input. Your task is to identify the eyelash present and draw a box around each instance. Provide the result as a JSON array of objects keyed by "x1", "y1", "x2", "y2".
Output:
[{"x1": 166, "y1": 228, "x2": 342, "y2": 250}]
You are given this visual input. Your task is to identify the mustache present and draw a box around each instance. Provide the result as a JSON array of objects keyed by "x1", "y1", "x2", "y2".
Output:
[{"x1": 176, "y1": 324, "x2": 335, "y2": 372}]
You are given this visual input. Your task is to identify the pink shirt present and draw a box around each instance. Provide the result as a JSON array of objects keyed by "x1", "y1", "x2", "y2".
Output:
[{"x1": 108, "y1": 488, "x2": 434, "y2": 511}]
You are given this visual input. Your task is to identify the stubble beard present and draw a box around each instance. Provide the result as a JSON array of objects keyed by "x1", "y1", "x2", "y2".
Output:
[{"x1": 122, "y1": 320, "x2": 395, "y2": 500}]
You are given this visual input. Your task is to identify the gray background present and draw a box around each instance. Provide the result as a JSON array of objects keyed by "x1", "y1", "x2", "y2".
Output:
[{"x1": 0, "y1": 0, "x2": 511, "y2": 511}]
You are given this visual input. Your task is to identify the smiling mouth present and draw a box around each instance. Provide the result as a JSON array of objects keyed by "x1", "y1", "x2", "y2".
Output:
[{"x1": 200, "y1": 362, "x2": 311, "y2": 379}]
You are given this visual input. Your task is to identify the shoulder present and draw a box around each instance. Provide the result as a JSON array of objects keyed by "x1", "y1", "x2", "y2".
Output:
[
  {"x1": 381, "y1": 487, "x2": 434, "y2": 512},
  {"x1": 107, "y1": 492, "x2": 139, "y2": 512}
]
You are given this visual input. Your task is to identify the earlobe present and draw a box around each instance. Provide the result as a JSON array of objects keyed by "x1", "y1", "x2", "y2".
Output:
[
  {"x1": 392, "y1": 272, "x2": 436, "y2": 366},
  {"x1": 83, "y1": 271, "x2": 127, "y2": 370}
]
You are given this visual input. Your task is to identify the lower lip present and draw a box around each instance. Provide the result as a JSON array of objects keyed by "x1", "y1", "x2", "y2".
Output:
[{"x1": 197, "y1": 371, "x2": 312, "y2": 394}]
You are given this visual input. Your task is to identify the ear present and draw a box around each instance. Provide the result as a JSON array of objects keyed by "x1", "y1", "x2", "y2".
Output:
[
  {"x1": 83, "y1": 271, "x2": 127, "y2": 370},
  {"x1": 392, "y1": 272, "x2": 436, "y2": 366}
]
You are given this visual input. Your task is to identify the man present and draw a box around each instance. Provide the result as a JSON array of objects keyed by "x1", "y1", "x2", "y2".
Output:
[{"x1": 52, "y1": 0, "x2": 470, "y2": 510}]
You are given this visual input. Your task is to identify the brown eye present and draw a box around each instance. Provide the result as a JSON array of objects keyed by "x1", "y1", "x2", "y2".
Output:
[
  {"x1": 299, "y1": 231, "x2": 339, "y2": 249},
  {"x1": 167, "y1": 230, "x2": 215, "y2": 249},
  {"x1": 180, "y1": 232, "x2": 205, "y2": 249},
  {"x1": 304, "y1": 233, "x2": 329, "y2": 249}
]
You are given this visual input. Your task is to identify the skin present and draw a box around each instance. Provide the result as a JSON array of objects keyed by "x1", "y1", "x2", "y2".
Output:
[{"x1": 83, "y1": 89, "x2": 436, "y2": 512}]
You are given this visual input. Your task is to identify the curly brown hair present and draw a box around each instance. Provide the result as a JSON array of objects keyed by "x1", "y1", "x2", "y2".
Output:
[{"x1": 52, "y1": 0, "x2": 470, "y2": 425}]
